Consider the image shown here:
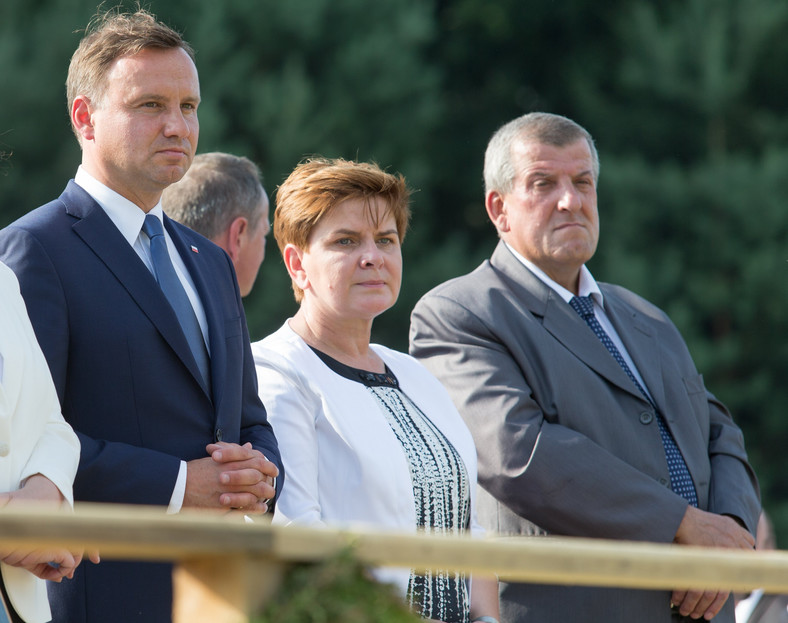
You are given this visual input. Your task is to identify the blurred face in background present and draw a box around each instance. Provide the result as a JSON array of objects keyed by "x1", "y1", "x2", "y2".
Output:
[{"x1": 232, "y1": 194, "x2": 269, "y2": 297}]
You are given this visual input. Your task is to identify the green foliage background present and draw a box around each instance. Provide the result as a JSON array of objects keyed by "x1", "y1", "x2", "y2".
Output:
[{"x1": 2, "y1": 0, "x2": 788, "y2": 543}]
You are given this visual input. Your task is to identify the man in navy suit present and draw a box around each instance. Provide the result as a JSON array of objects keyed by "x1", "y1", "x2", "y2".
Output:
[{"x1": 0, "y1": 9, "x2": 282, "y2": 622}]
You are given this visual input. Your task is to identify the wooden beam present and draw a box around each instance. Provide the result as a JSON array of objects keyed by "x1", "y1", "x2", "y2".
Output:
[
  {"x1": 266, "y1": 524, "x2": 788, "y2": 592},
  {"x1": 1, "y1": 502, "x2": 788, "y2": 606},
  {"x1": 173, "y1": 556, "x2": 286, "y2": 623}
]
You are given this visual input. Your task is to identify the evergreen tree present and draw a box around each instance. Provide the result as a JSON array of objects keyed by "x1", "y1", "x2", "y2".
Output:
[
  {"x1": 2, "y1": 0, "x2": 787, "y2": 543},
  {"x1": 585, "y1": 0, "x2": 788, "y2": 541}
]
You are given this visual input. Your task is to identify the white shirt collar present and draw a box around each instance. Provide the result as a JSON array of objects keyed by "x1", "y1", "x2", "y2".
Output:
[
  {"x1": 74, "y1": 166, "x2": 165, "y2": 245},
  {"x1": 504, "y1": 241, "x2": 604, "y2": 307}
]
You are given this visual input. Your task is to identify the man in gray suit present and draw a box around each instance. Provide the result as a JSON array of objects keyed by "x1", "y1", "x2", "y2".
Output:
[
  {"x1": 409, "y1": 112, "x2": 760, "y2": 622},
  {"x1": 736, "y1": 512, "x2": 788, "y2": 623}
]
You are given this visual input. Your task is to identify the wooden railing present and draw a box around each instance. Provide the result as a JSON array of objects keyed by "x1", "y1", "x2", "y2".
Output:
[{"x1": 1, "y1": 503, "x2": 787, "y2": 622}]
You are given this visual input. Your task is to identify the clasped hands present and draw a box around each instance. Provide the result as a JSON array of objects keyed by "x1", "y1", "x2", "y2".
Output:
[
  {"x1": 671, "y1": 506, "x2": 755, "y2": 620},
  {"x1": 184, "y1": 442, "x2": 279, "y2": 515}
]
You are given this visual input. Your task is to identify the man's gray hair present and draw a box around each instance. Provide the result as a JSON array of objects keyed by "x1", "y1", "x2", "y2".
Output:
[
  {"x1": 162, "y1": 152, "x2": 265, "y2": 239},
  {"x1": 483, "y1": 112, "x2": 599, "y2": 196}
]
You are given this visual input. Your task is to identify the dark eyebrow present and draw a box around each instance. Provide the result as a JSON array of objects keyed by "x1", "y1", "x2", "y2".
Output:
[
  {"x1": 526, "y1": 170, "x2": 554, "y2": 179},
  {"x1": 130, "y1": 94, "x2": 201, "y2": 105},
  {"x1": 134, "y1": 93, "x2": 167, "y2": 102},
  {"x1": 330, "y1": 228, "x2": 399, "y2": 237}
]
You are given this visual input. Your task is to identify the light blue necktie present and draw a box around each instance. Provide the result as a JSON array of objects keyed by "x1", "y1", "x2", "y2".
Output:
[
  {"x1": 569, "y1": 295, "x2": 698, "y2": 507},
  {"x1": 143, "y1": 214, "x2": 210, "y2": 387}
]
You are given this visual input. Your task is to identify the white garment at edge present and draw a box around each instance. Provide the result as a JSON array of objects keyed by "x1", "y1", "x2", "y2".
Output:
[{"x1": 0, "y1": 261, "x2": 80, "y2": 623}]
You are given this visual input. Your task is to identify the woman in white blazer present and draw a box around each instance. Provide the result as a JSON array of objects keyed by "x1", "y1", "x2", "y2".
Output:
[
  {"x1": 253, "y1": 158, "x2": 499, "y2": 623},
  {"x1": 0, "y1": 260, "x2": 82, "y2": 623}
]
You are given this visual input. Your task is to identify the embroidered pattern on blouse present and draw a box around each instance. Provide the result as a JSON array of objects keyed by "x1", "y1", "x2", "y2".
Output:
[{"x1": 368, "y1": 385, "x2": 471, "y2": 623}]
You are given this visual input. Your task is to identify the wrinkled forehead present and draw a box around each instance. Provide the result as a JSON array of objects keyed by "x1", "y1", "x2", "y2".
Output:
[
  {"x1": 512, "y1": 137, "x2": 595, "y2": 175},
  {"x1": 105, "y1": 47, "x2": 199, "y2": 90}
]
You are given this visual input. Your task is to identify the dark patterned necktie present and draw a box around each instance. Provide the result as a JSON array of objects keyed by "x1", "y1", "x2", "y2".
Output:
[
  {"x1": 143, "y1": 214, "x2": 210, "y2": 387},
  {"x1": 569, "y1": 295, "x2": 698, "y2": 507}
]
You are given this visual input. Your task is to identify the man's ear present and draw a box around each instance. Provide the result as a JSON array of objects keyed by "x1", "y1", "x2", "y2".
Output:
[
  {"x1": 71, "y1": 95, "x2": 95, "y2": 142},
  {"x1": 225, "y1": 216, "x2": 249, "y2": 262},
  {"x1": 283, "y1": 243, "x2": 308, "y2": 291},
  {"x1": 486, "y1": 190, "x2": 509, "y2": 232}
]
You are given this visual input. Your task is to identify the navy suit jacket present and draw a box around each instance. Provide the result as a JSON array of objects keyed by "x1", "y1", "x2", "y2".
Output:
[{"x1": 0, "y1": 181, "x2": 283, "y2": 622}]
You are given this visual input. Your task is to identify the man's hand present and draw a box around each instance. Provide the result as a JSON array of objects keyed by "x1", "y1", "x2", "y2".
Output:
[
  {"x1": 671, "y1": 506, "x2": 755, "y2": 620},
  {"x1": 183, "y1": 442, "x2": 279, "y2": 515}
]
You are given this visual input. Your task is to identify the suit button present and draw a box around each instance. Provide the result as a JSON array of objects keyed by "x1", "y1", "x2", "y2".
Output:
[
  {"x1": 659, "y1": 477, "x2": 669, "y2": 486},
  {"x1": 0, "y1": 443, "x2": 8, "y2": 457},
  {"x1": 639, "y1": 412, "x2": 654, "y2": 425},
  {"x1": 214, "y1": 428, "x2": 224, "y2": 442}
]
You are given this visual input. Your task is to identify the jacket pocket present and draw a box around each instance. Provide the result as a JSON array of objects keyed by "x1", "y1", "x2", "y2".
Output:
[{"x1": 224, "y1": 316, "x2": 243, "y2": 339}]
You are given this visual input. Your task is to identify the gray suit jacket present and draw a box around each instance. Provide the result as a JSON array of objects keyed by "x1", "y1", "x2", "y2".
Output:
[
  {"x1": 409, "y1": 242, "x2": 760, "y2": 623},
  {"x1": 738, "y1": 592, "x2": 788, "y2": 623}
]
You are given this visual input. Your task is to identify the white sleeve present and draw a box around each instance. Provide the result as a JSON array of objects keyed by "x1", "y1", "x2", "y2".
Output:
[
  {"x1": 8, "y1": 262, "x2": 80, "y2": 507},
  {"x1": 254, "y1": 352, "x2": 326, "y2": 527}
]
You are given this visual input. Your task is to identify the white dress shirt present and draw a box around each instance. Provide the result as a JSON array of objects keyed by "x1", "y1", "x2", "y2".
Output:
[
  {"x1": 505, "y1": 242, "x2": 654, "y2": 402},
  {"x1": 74, "y1": 167, "x2": 210, "y2": 346}
]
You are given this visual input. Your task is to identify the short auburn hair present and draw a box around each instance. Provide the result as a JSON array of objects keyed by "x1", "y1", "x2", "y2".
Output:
[{"x1": 274, "y1": 157, "x2": 411, "y2": 302}]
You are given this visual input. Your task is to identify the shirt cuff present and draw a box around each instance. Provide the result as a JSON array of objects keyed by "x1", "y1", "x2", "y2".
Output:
[{"x1": 167, "y1": 460, "x2": 187, "y2": 514}]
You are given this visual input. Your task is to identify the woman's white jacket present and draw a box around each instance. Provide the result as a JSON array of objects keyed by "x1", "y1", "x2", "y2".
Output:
[
  {"x1": 252, "y1": 322, "x2": 483, "y2": 592},
  {"x1": 0, "y1": 262, "x2": 79, "y2": 623}
]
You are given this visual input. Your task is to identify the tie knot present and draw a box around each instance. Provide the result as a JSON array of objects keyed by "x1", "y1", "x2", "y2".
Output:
[
  {"x1": 569, "y1": 295, "x2": 595, "y2": 319},
  {"x1": 143, "y1": 214, "x2": 164, "y2": 239}
]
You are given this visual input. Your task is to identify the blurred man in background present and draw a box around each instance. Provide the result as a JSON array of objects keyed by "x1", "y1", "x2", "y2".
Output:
[{"x1": 163, "y1": 152, "x2": 269, "y2": 297}]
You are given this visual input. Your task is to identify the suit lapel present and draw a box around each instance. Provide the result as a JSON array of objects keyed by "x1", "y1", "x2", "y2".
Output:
[
  {"x1": 165, "y1": 217, "x2": 224, "y2": 404},
  {"x1": 63, "y1": 182, "x2": 210, "y2": 396},
  {"x1": 490, "y1": 242, "x2": 646, "y2": 403},
  {"x1": 603, "y1": 290, "x2": 667, "y2": 413}
]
